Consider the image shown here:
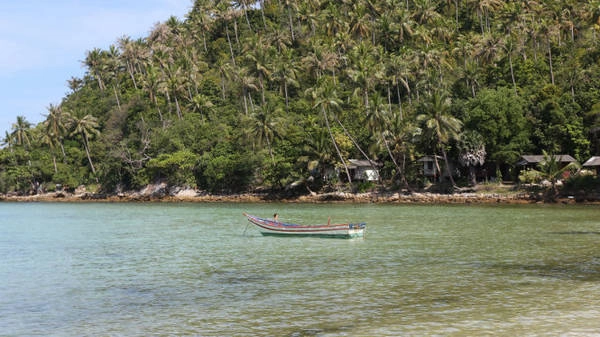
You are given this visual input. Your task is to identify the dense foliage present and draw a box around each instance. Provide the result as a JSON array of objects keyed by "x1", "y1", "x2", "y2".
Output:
[{"x1": 2, "y1": 0, "x2": 600, "y2": 195}]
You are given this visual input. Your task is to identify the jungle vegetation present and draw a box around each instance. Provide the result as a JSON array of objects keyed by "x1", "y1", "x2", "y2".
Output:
[{"x1": 2, "y1": 0, "x2": 600, "y2": 195}]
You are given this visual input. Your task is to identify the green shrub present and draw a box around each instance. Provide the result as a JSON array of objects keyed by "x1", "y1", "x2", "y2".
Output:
[{"x1": 518, "y1": 169, "x2": 542, "y2": 184}]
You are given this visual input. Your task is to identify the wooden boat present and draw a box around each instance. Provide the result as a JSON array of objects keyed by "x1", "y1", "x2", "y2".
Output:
[{"x1": 243, "y1": 213, "x2": 366, "y2": 238}]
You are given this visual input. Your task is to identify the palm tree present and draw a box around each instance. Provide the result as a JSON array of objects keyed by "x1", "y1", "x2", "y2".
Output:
[
  {"x1": 458, "y1": 130, "x2": 486, "y2": 186},
  {"x1": 243, "y1": 36, "x2": 274, "y2": 105},
  {"x1": 245, "y1": 100, "x2": 285, "y2": 164},
  {"x1": 140, "y1": 64, "x2": 166, "y2": 127},
  {"x1": 188, "y1": 0, "x2": 215, "y2": 53},
  {"x1": 83, "y1": 48, "x2": 107, "y2": 91},
  {"x1": 348, "y1": 3, "x2": 373, "y2": 41},
  {"x1": 2, "y1": 131, "x2": 13, "y2": 152},
  {"x1": 70, "y1": 114, "x2": 100, "y2": 179},
  {"x1": 42, "y1": 104, "x2": 70, "y2": 168},
  {"x1": 417, "y1": 91, "x2": 462, "y2": 188},
  {"x1": 164, "y1": 64, "x2": 186, "y2": 120},
  {"x1": 233, "y1": 66, "x2": 258, "y2": 115},
  {"x1": 411, "y1": 0, "x2": 442, "y2": 25},
  {"x1": 117, "y1": 35, "x2": 148, "y2": 89},
  {"x1": 282, "y1": 0, "x2": 299, "y2": 41},
  {"x1": 11, "y1": 116, "x2": 32, "y2": 148},
  {"x1": 214, "y1": 1, "x2": 238, "y2": 66},
  {"x1": 301, "y1": 41, "x2": 339, "y2": 80},
  {"x1": 536, "y1": 151, "x2": 580, "y2": 202},
  {"x1": 299, "y1": 117, "x2": 335, "y2": 185},
  {"x1": 346, "y1": 41, "x2": 384, "y2": 112},
  {"x1": 367, "y1": 92, "x2": 399, "y2": 185},
  {"x1": 307, "y1": 77, "x2": 352, "y2": 183},
  {"x1": 271, "y1": 49, "x2": 299, "y2": 110},
  {"x1": 104, "y1": 45, "x2": 123, "y2": 112}
]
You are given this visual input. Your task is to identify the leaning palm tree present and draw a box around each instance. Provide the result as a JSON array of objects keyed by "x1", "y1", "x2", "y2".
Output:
[
  {"x1": 70, "y1": 114, "x2": 100, "y2": 180},
  {"x1": 307, "y1": 77, "x2": 352, "y2": 183},
  {"x1": 417, "y1": 91, "x2": 462, "y2": 188}
]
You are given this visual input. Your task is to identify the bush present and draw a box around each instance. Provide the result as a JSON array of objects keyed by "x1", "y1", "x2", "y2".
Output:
[
  {"x1": 563, "y1": 173, "x2": 600, "y2": 193},
  {"x1": 518, "y1": 169, "x2": 542, "y2": 184}
]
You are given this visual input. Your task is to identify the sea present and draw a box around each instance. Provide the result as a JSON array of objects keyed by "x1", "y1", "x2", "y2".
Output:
[{"x1": 1, "y1": 202, "x2": 599, "y2": 336}]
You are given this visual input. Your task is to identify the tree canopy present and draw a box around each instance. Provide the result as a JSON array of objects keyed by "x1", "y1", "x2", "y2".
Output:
[{"x1": 2, "y1": 0, "x2": 600, "y2": 195}]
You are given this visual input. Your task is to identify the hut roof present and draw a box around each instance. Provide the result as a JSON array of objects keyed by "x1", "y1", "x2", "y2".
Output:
[
  {"x1": 583, "y1": 156, "x2": 600, "y2": 167},
  {"x1": 347, "y1": 159, "x2": 381, "y2": 168},
  {"x1": 417, "y1": 155, "x2": 443, "y2": 162},
  {"x1": 516, "y1": 154, "x2": 576, "y2": 166}
]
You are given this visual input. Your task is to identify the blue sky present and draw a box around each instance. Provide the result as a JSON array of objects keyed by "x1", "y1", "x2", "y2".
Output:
[{"x1": 0, "y1": 0, "x2": 192, "y2": 140}]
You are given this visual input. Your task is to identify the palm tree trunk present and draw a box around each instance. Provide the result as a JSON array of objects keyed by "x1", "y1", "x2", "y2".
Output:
[
  {"x1": 225, "y1": 24, "x2": 236, "y2": 66},
  {"x1": 333, "y1": 114, "x2": 380, "y2": 184},
  {"x1": 113, "y1": 85, "x2": 122, "y2": 112},
  {"x1": 548, "y1": 42, "x2": 555, "y2": 85},
  {"x1": 82, "y1": 133, "x2": 98, "y2": 183},
  {"x1": 266, "y1": 136, "x2": 275, "y2": 165},
  {"x1": 433, "y1": 154, "x2": 441, "y2": 182},
  {"x1": 59, "y1": 139, "x2": 66, "y2": 162},
  {"x1": 441, "y1": 146, "x2": 456, "y2": 188},
  {"x1": 174, "y1": 95, "x2": 183, "y2": 120},
  {"x1": 323, "y1": 107, "x2": 351, "y2": 183},
  {"x1": 52, "y1": 155, "x2": 58, "y2": 174},
  {"x1": 242, "y1": 88, "x2": 249, "y2": 115},
  {"x1": 288, "y1": 6, "x2": 295, "y2": 41},
  {"x1": 126, "y1": 61, "x2": 138, "y2": 89},
  {"x1": 284, "y1": 81, "x2": 289, "y2": 110},
  {"x1": 382, "y1": 132, "x2": 410, "y2": 190},
  {"x1": 509, "y1": 53, "x2": 517, "y2": 95}
]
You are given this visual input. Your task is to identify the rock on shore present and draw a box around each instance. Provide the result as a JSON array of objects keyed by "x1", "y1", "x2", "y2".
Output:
[
  {"x1": 2, "y1": 184, "x2": 597, "y2": 204},
  {"x1": 0, "y1": 189, "x2": 530, "y2": 204}
]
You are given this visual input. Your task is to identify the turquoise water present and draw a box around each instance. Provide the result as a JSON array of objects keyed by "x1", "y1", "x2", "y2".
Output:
[{"x1": 1, "y1": 202, "x2": 599, "y2": 336}]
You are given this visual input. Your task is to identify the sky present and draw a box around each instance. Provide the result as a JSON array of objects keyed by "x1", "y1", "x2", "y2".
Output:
[{"x1": 0, "y1": 0, "x2": 192, "y2": 140}]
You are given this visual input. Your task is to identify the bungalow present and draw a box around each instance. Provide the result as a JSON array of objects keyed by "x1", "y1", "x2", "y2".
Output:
[
  {"x1": 347, "y1": 159, "x2": 381, "y2": 182},
  {"x1": 582, "y1": 156, "x2": 600, "y2": 175},
  {"x1": 417, "y1": 155, "x2": 460, "y2": 181},
  {"x1": 418, "y1": 155, "x2": 443, "y2": 179},
  {"x1": 516, "y1": 154, "x2": 577, "y2": 170}
]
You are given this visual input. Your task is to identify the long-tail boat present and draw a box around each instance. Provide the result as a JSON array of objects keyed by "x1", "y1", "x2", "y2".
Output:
[{"x1": 243, "y1": 213, "x2": 366, "y2": 238}]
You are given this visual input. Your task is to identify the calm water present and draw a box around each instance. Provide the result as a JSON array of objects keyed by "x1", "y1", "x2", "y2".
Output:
[{"x1": 1, "y1": 202, "x2": 599, "y2": 336}]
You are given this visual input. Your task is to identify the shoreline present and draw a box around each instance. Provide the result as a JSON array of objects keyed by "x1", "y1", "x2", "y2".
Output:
[{"x1": 2, "y1": 190, "x2": 598, "y2": 205}]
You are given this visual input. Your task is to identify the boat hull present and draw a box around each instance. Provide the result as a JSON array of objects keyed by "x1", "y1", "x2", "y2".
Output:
[{"x1": 243, "y1": 213, "x2": 366, "y2": 239}]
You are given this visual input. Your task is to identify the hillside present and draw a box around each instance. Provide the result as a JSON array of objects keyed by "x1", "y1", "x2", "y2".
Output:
[{"x1": 2, "y1": 0, "x2": 600, "y2": 196}]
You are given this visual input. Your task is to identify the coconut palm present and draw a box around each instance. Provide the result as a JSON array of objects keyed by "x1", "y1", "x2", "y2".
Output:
[
  {"x1": 70, "y1": 114, "x2": 100, "y2": 179},
  {"x1": 140, "y1": 64, "x2": 166, "y2": 127},
  {"x1": 271, "y1": 49, "x2": 299, "y2": 110},
  {"x1": 10, "y1": 116, "x2": 32, "y2": 148},
  {"x1": 245, "y1": 100, "x2": 285, "y2": 164},
  {"x1": 417, "y1": 91, "x2": 462, "y2": 188},
  {"x1": 307, "y1": 77, "x2": 352, "y2": 183},
  {"x1": 187, "y1": 0, "x2": 214, "y2": 53},
  {"x1": 42, "y1": 104, "x2": 70, "y2": 169},
  {"x1": 243, "y1": 36, "x2": 274, "y2": 105},
  {"x1": 299, "y1": 117, "x2": 335, "y2": 183},
  {"x1": 83, "y1": 48, "x2": 107, "y2": 91},
  {"x1": 346, "y1": 41, "x2": 384, "y2": 112},
  {"x1": 2, "y1": 131, "x2": 13, "y2": 152}
]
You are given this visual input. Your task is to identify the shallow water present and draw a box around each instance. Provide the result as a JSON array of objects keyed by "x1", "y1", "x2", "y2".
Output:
[{"x1": 1, "y1": 202, "x2": 599, "y2": 336}]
